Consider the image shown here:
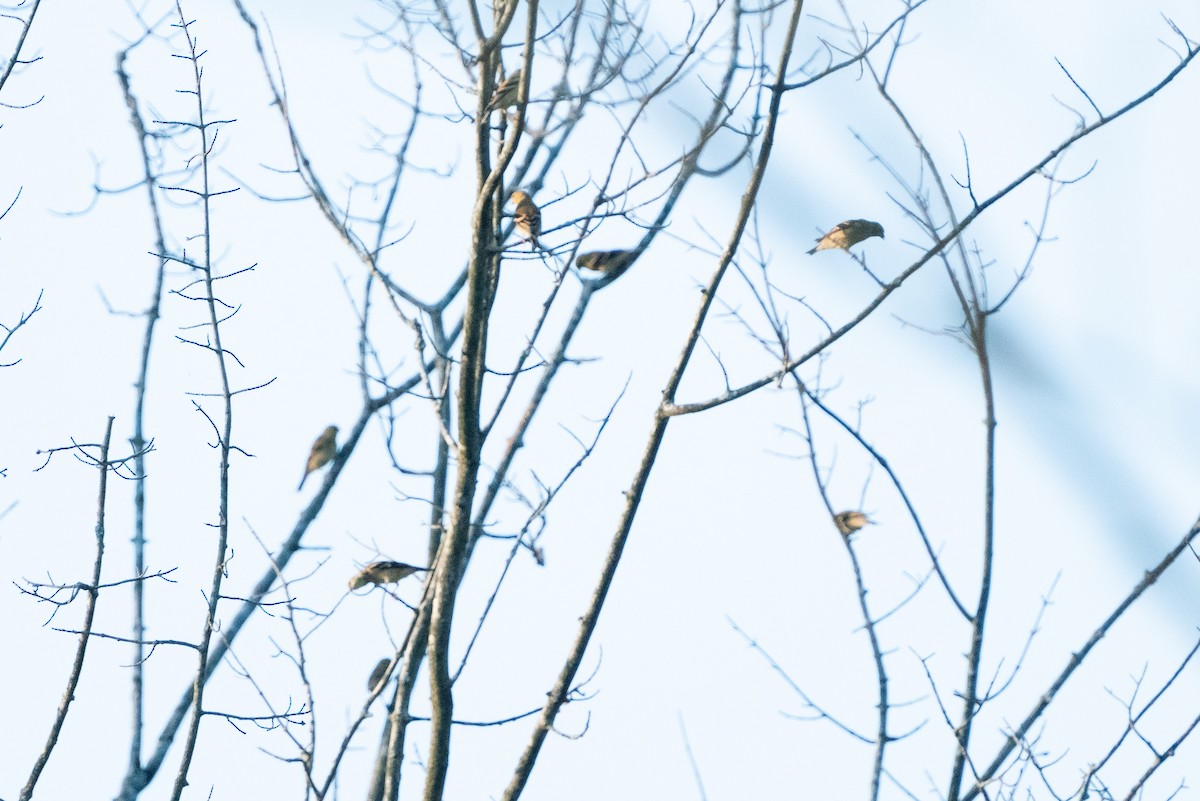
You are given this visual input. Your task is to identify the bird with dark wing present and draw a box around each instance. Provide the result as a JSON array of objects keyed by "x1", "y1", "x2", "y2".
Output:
[
  {"x1": 486, "y1": 69, "x2": 522, "y2": 113},
  {"x1": 297, "y1": 425, "x2": 338, "y2": 491},
  {"x1": 807, "y1": 219, "x2": 884, "y2": 255},
  {"x1": 510, "y1": 190, "x2": 541, "y2": 250},
  {"x1": 367, "y1": 658, "x2": 391, "y2": 692},
  {"x1": 833, "y1": 511, "x2": 873, "y2": 537},
  {"x1": 575, "y1": 248, "x2": 638, "y2": 274},
  {"x1": 348, "y1": 560, "x2": 429, "y2": 591}
]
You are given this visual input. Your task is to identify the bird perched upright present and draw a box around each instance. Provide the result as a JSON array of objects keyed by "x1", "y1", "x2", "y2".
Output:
[
  {"x1": 575, "y1": 248, "x2": 639, "y2": 274},
  {"x1": 509, "y1": 190, "x2": 541, "y2": 250},
  {"x1": 297, "y1": 425, "x2": 338, "y2": 491},
  {"x1": 348, "y1": 560, "x2": 429, "y2": 591},
  {"x1": 367, "y1": 658, "x2": 391, "y2": 692},
  {"x1": 833, "y1": 510, "x2": 873, "y2": 537},
  {"x1": 486, "y1": 69, "x2": 522, "y2": 113},
  {"x1": 807, "y1": 219, "x2": 885, "y2": 255}
]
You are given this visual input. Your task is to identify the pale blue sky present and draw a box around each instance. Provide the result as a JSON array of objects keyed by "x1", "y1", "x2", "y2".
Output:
[{"x1": 3, "y1": 1, "x2": 1199, "y2": 799}]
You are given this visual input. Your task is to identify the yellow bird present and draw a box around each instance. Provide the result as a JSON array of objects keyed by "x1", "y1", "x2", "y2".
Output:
[
  {"x1": 297, "y1": 425, "x2": 338, "y2": 491},
  {"x1": 348, "y1": 560, "x2": 429, "y2": 591},
  {"x1": 807, "y1": 219, "x2": 885, "y2": 255},
  {"x1": 510, "y1": 190, "x2": 541, "y2": 250},
  {"x1": 833, "y1": 511, "x2": 873, "y2": 537},
  {"x1": 486, "y1": 69, "x2": 522, "y2": 113},
  {"x1": 575, "y1": 249, "x2": 638, "y2": 274}
]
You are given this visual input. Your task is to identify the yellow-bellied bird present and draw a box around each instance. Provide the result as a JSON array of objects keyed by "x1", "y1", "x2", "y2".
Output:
[
  {"x1": 833, "y1": 511, "x2": 873, "y2": 537},
  {"x1": 297, "y1": 425, "x2": 338, "y2": 491},
  {"x1": 510, "y1": 190, "x2": 541, "y2": 250}
]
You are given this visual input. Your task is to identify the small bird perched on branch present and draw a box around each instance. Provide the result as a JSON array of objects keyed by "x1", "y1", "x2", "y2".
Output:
[
  {"x1": 807, "y1": 219, "x2": 885, "y2": 255},
  {"x1": 486, "y1": 69, "x2": 522, "y2": 113},
  {"x1": 575, "y1": 248, "x2": 638, "y2": 274},
  {"x1": 297, "y1": 425, "x2": 338, "y2": 491},
  {"x1": 348, "y1": 560, "x2": 429, "y2": 591},
  {"x1": 367, "y1": 658, "x2": 391, "y2": 692},
  {"x1": 509, "y1": 190, "x2": 541, "y2": 250},
  {"x1": 833, "y1": 510, "x2": 873, "y2": 537}
]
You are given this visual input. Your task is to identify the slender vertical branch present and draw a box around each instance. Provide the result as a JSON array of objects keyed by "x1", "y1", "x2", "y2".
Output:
[
  {"x1": 115, "y1": 41, "x2": 171, "y2": 787},
  {"x1": 793, "y1": 388, "x2": 890, "y2": 801},
  {"x1": 946, "y1": 316, "x2": 995, "y2": 801},
  {"x1": 168, "y1": 6, "x2": 237, "y2": 798},
  {"x1": 422, "y1": 4, "x2": 540, "y2": 798},
  {"x1": 20, "y1": 416, "x2": 114, "y2": 801}
]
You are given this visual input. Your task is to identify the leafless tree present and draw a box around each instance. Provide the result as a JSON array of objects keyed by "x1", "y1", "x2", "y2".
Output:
[{"x1": 5, "y1": 2, "x2": 1200, "y2": 801}]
